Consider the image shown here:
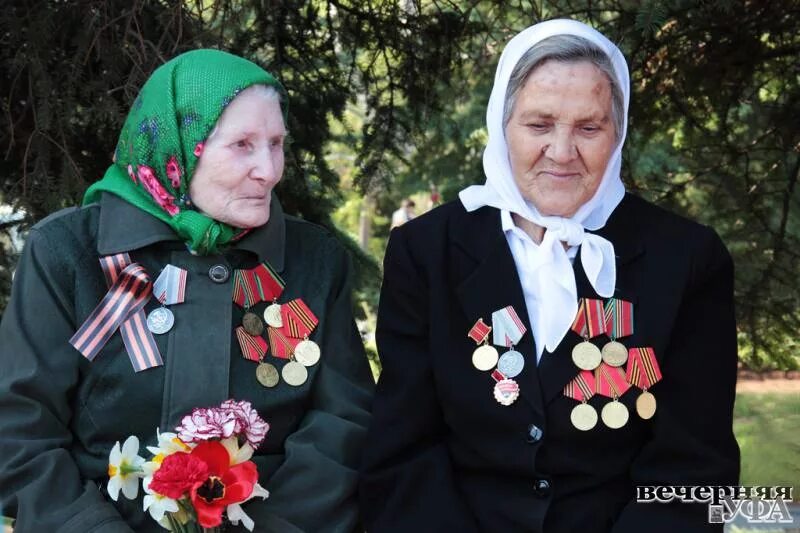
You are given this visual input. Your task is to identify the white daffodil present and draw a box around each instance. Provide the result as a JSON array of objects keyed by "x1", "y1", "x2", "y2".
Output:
[
  {"x1": 142, "y1": 476, "x2": 180, "y2": 523},
  {"x1": 143, "y1": 429, "x2": 192, "y2": 477},
  {"x1": 226, "y1": 482, "x2": 269, "y2": 531},
  {"x1": 107, "y1": 435, "x2": 145, "y2": 501},
  {"x1": 220, "y1": 435, "x2": 254, "y2": 465}
]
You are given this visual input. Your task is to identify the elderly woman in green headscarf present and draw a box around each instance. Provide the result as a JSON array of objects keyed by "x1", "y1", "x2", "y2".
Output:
[{"x1": 0, "y1": 50, "x2": 373, "y2": 532}]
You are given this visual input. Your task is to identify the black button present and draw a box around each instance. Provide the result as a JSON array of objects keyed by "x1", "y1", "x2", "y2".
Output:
[
  {"x1": 208, "y1": 264, "x2": 230, "y2": 283},
  {"x1": 527, "y1": 424, "x2": 543, "y2": 443},
  {"x1": 534, "y1": 479, "x2": 551, "y2": 498}
]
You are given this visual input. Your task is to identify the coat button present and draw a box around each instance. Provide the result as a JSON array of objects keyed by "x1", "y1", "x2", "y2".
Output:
[
  {"x1": 534, "y1": 479, "x2": 551, "y2": 498},
  {"x1": 208, "y1": 264, "x2": 230, "y2": 283},
  {"x1": 527, "y1": 424, "x2": 543, "y2": 443}
]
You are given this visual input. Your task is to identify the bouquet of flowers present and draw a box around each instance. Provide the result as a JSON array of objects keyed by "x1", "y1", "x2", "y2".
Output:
[{"x1": 106, "y1": 399, "x2": 270, "y2": 532}]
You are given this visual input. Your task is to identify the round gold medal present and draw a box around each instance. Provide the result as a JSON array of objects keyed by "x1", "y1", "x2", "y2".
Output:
[
  {"x1": 472, "y1": 344, "x2": 499, "y2": 371},
  {"x1": 601, "y1": 341, "x2": 628, "y2": 367},
  {"x1": 636, "y1": 390, "x2": 657, "y2": 419},
  {"x1": 282, "y1": 361, "x2": 308, "y2": 386},
  {"x1": 242, "y1": 312, "x2": 264, "y2": 337},
  {"x1": 294, "y1": 339, "x2": 321, "y2": 367},
  {"x1": 571, "y1": 341, "x2": 601, "y2": 371},
  {"x1": 256, "y1": 362, "x2": 279, "y2": 388},
  {"x1": 601, "y1": 400, "x2": 629, "y2": 429},
  {"x1": 570, "y1": 403, "x2": 598, "y2": 431},
  {"x1": 263, "y1": 303, "x2": 283, "y2": 328}
]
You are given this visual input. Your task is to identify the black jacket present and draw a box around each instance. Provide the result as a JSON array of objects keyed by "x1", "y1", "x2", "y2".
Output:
[
  {"x1": 360, "y1": 194, "x2": 739, "y2": 532},
  {"x1": 0, "y1": 193, "x2": 374, "y2": 533}
]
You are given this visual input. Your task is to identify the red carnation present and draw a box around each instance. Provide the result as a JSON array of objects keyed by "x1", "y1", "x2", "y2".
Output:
[{"x1": 149, "y1": 452, "x2": 209, "y2": 499}]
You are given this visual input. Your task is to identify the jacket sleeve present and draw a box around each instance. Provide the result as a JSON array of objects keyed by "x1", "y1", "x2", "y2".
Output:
[
  {"x1": 0, "y1": 228, "x2": 135, "y2": 533},
  {"x1": 359, "y1": 227, "x2": 481, "y2": 532},
  {"x1": 612, "y1": 227, "x2": 740, "y2": 532},
  {"x1": 248, "y1": 240, "x2": 374, "y2": 533}
]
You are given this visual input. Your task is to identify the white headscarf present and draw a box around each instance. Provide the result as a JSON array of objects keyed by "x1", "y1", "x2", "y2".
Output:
[{"x1": 459, "y1": 19, "x2": 630, "y2": 355}]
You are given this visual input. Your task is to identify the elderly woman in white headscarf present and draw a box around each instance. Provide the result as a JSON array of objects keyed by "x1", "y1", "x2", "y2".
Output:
[{"x1": 360, "y1": 19, "x2": 739, "y2": 533}]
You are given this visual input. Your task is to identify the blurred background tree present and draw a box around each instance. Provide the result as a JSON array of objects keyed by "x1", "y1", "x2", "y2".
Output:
[{"x1": 1, "y1": 0, "x2": 798, "y2": 370}]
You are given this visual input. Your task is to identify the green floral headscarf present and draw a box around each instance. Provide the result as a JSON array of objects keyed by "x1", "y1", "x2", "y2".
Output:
[{"x1": 84, "y1": 49, "x2": 287, "y2": 254}]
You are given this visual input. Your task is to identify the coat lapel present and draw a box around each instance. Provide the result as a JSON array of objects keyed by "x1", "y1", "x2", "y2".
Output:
[{"x1": 452, "y1": 207, "x2": 545, "y2": 418}]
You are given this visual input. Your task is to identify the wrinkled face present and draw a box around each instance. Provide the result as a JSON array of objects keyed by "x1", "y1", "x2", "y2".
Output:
[
  {"x1": 189, "y1": 87, "x2": 286, "y2": 228},
  {"x1": 505, "y1": 60, "x2": 616, "y2": 217}
]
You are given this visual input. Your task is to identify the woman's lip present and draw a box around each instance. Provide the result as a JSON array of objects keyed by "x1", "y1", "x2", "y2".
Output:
[{"x1": 540, "y1": 171, "x2": 579, "y2": 179}]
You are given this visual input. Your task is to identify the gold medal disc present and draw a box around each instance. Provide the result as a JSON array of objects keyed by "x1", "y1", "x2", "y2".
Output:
[
  {"x1": 472, "y1": 344, "x2": 499, "y2": 371},
  {"x1": 294, "y1": 339, "x2": 321, "y2": 367},
  {"x1": 263, "y1": 303, "x2": 283, "y2": 328},
  {"x1": 571, "y1": 341, "x2": 601, "y2": 371},
  {"x1": 601, "y1": 341, "x2": 628, "y2": 367},
  {"x1": 282, "y1": 361, "x2": 308, "y2": 386},
  {"x1": 601, "y1": 400, "x2": 629, "y2": 429},
  {"x1": 570, "y1": 403, "x2": 598, "y2": 431},
  {"x1": 242, "y1": 312, "x2": 264, "y2": 337},
  {"x1": 636, "y1": 390, "x2": 657, "y2": 419},
  {"x1": 256, "y1": 362, "x2": 279, "y2": 388}
]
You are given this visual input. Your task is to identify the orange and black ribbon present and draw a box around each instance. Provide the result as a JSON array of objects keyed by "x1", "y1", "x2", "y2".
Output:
[
  {"x1": 236, "y1": 326, "x2": 269, "y2": 362},
  {"x1": 626, "y1": 347, "x2": 662, "y2": 390},
  {"x1": 571, "y1": 298, "x2": 607, "y2": 339},
  {"x1": 70, "y1": 253, "x2": 163, "y2": 372},
  {"x1": 594, "y1": 362, "x2": 631, "y2": 399},
  {"x1": 564, "y1": 370, "x2": 596, "y2": 402},
  {"x1": 281, "y1": 298, "x2": 319, "y2": 339}
]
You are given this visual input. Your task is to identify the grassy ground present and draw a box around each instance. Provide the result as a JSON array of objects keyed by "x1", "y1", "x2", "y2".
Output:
[{"x1": 734, "y1": 392, "x2": 800, "y2": 498}]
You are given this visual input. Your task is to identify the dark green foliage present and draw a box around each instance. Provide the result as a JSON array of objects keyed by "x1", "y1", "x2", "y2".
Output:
[{"x1": 1, "y1": 1, "x2": 798, "y2": 368}]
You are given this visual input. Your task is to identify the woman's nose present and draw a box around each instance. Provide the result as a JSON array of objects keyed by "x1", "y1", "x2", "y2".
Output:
[
  {"x1": 250, "y1": 148, "x2": 280, "y2": 183},
  {"x1": 544, "y1": 126, "x2": 577, "y2": 163}
]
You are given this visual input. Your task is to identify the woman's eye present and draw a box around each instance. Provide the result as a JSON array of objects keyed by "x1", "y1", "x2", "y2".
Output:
[
  {"x1": 234, "y1": 140, "x2": 249, "y2": 149},
  {"x1": 580, "y1": 126, "x2": 600, "y2": 134}
]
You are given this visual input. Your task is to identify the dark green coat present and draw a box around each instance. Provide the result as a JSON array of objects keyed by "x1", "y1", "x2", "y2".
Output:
[{"x1": 0, "y1": 193, "x2": 374, "y2": 532}]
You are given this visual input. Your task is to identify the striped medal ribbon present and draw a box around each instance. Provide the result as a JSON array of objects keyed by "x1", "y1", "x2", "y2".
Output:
[
  {"x1": 601, "y1": 298, "x2": 634, "y2": 367},
  {"x1": 626, "y1": 347, "x2": 662, "y2": 420},
  {"x1": 564, "y1": 370, "x2": 598, "y2": 431},
  {"x1": 281, "y1": 299, "x2": 321, "y2": 368},
  {"x1": 70, "y1": 253, "x2": 163, "y2": 372},
  {"x1": 595, "y1": 362, "x2": 632, "y2": 429},
  {"x1": 570, "y1": 298, "x2": 607, "y2": 371}
]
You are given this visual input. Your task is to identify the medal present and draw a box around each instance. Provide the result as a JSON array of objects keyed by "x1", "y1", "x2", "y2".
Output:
[
  {"x1": 490, "y1": 306, "x2": 528, "y2": 377},
  {"x1": 601, "y1": 341, "x2": 628, "y2": 367},
  {"x1": 256, "y1": 362, "x2": 279, "y2": 388},
  {"x1": 601, "y1": 400, "x2": 629, "y2": 429},
  {"x1": 491, "y1": 369, "x2": 519, "y2": 406},
  {"x1": 263, "y1": 302, "x2": 283, "y2": 328},
  {"x1": 571, "y1": 403, "x2": 598, "y2": 431},
  {"x1": 468, "y1": 318, "x2": 498, "y2": 371},
  {"x1": 233, "y1": 262, "x2": 285, "y2": 310},
  {"x1": 572, "y1": 341, "x2": 601, "y2": 370},
  {"x1": 282, "y1": 360, "x2": 308, "y2": 386},
  {"x1": 147, "y1": 265, "x2": 187, "y2": 335},
  {"x1": 242, "y1": 311, "x2": 264, "y2": 337},
  {"x1": 267, "y1": 327, "x2": 296, "y2": 359},
  {"x1": 595, "y1": 362, "x2": 632, "y2": 429},
  {"x1": 626, "y1": 347, "x2": 663, "y2": 420},
  {"x1": 472, "y1": 344, "x2": 499, "y2": 371},
  {"x1": 636, "y1": 390, "x2": 657, "y2": 419},
  {"x1": 147, "y1": 307, "x2": 174, "y2": 334},
  {"x1": 497, "y1": 349, "x2": 525, "y2": 378},
  {"x1": 294, "y1": 337, "x2": 321, "y2": 367},
  {"x1": 570, "y1": 298, "x2": 606, "y2": 370},
  {"x1": 564, "y1": 370, "x2": 597, "y2": 431},
  {"x1": 601, "y1": 299, "x2": 634, "y2": 366}
]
